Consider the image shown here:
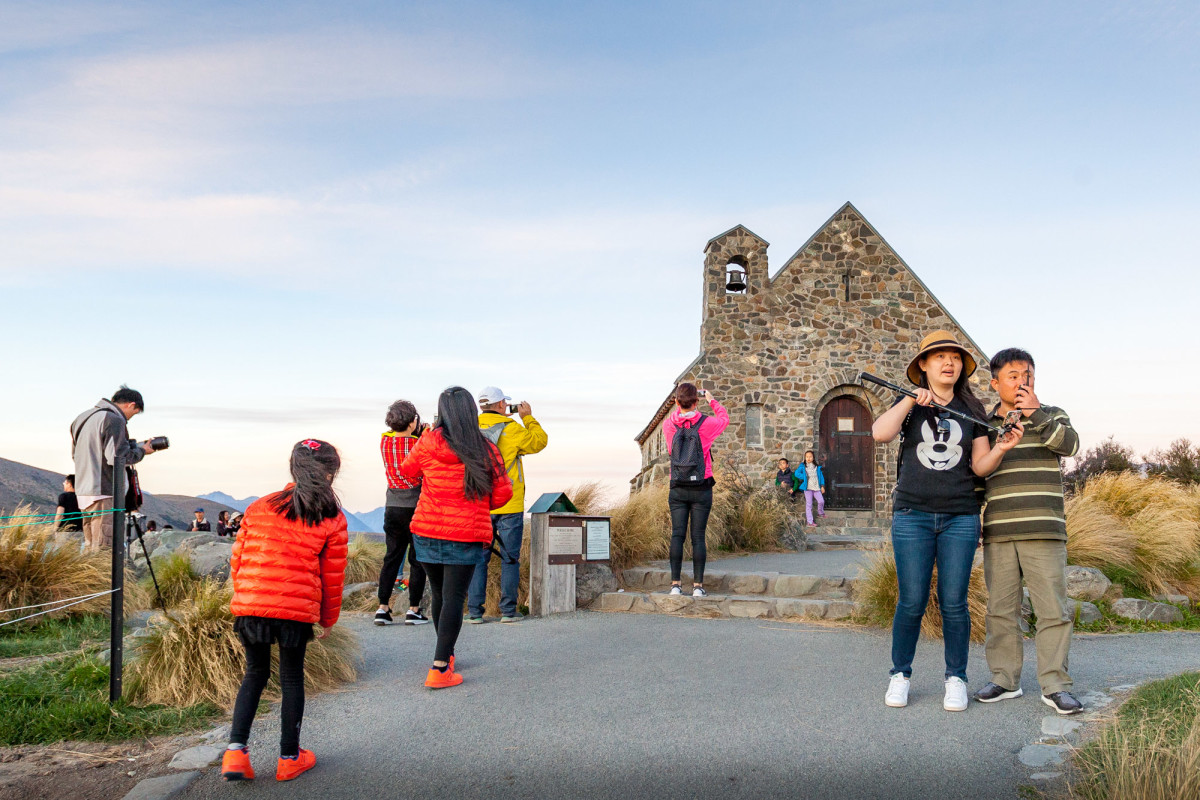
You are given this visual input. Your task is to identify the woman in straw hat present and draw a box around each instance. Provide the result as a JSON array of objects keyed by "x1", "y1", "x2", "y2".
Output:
[{"x1": 871, "y1": 330, "x2": 1023, "y2": 713}]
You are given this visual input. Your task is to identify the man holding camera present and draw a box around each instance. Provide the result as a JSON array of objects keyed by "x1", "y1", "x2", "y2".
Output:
[
  {"x1": 974, "y1": 349, "x2": 1083, "y2": 715},
  {"x1": 69, "y1": 387, "x2": 159, "y2": 552},
  {"x1": 466, "y1": 386, "x2": 548, "y2": 624}
]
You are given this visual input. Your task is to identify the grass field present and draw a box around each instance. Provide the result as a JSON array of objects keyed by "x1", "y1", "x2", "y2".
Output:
[{"x1": 0, "y1": 614, "x2": 110, "y2": 659}]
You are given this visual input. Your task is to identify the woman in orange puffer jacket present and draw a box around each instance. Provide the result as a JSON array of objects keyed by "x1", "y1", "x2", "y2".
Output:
[
  {"x1": 221, "y1": 439, "x2": 348, "y2": 784},
  {"x1": 400, "y1": 386, "x2": 512, "y2": 688}
]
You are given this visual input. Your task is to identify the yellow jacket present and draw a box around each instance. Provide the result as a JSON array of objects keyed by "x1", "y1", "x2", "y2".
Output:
[{"x1": 479, "y1": 410, "x2": 548, "y2": 515}]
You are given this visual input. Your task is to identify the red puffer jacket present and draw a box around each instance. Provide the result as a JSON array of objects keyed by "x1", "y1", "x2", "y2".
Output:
[
  {"x1": 400, "y1": 429, "x2": 513, "y2": 543},
  {"x1": 229, "y1": 488, "x2": 348, "y2": 629}
]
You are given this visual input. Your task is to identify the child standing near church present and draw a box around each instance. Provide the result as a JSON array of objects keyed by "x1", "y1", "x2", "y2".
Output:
[{"x1": 793, "y1": 450, "x2": 825, "y2": 527}]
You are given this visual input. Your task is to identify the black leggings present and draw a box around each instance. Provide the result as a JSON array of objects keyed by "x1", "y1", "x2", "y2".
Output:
[
  {"x1": 668, "y1": 485, "x2": 713, "y2": 584},
  {"x1": 378, "y1": 506, "x2": 427, "y2": 607},
  {"x1": 420, "y1": 561, "x2": 475, "y2": 663},
  {"x1": 230, "y1": 639, "x2": 307, "y2": 757}
]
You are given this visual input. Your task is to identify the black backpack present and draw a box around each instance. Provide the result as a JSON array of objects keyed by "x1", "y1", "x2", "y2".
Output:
[{"x1": 670, "y1": 416, "x2": 708, "y2": 486}]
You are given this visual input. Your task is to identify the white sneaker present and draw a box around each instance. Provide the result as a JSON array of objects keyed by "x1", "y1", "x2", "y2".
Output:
[
  {"x1": 944, "y1": 677, "x2": 969, "y2": 712},
  {"x1": 668, "y1": 585, "x2": 682, "y2": 595},
  {"x1": 885, "y1": 674, "x2": 910, "y2": 708},
  {"x1": 692, "y1": 587, "x2": 708, "y2": 598}
]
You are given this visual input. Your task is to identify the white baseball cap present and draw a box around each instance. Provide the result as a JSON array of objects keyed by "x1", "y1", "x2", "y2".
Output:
[{"x1": 477, "y1": 386, "x2": 512, "y2": 405}]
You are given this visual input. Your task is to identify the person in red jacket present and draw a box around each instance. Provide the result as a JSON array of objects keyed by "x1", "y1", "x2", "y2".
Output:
[
  {"x1": 400, "y1": 386, "x2": 512, "y2": 689},
  {"x1": 220, "y1": 439, "x2": 349, "y2": 783}
]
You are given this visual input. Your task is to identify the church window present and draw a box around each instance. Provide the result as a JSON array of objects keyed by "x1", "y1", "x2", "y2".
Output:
[{"x1": 745, "y1": 403, "x2": 763, "y2": 447}]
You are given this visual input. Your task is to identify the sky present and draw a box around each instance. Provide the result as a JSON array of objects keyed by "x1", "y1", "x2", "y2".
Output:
[{"x1": 1, "y1": 1, "x2": 1197, "y2": 513}]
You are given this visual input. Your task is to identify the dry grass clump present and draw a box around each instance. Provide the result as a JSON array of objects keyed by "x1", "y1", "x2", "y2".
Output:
[
  {"x1": 127, "y1": 580, "x2": 360, "y2": 708},
  {"x1": 605, "y1": 484, "x2": 672, "y2": 572},
  {"x1": 0, "y1": 513, "x2": 111, "y2": 623},
  {"x1": 146, "y1": 552, "x2": 198, "y2": 608},
  {"x1": 1066, "y1": 474, "x2": 1200, "y2": 598},
  {"x1": 709, "y1": 467, "x2": 793, "y2": 553},
  {"x1": 1054, "y1": 674, "x2": 1200, "y2": 800},
  {"x1": 854, "y1": 547, "x2": 987, "y2": 642},
  {"x1": 344, "y1": 535, "x2": 385, "y2": 585},
  {"x1": 563, "y1": 481, "x2": 610, "y2": 515}
]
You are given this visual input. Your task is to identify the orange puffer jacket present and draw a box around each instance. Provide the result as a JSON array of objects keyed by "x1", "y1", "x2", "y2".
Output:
[
  {"x1": 229, "y1": 488, "x2": 348, "y2": 629},
  {"x1": 400, "y1": 429, "x2": 513, "y2": 543}
]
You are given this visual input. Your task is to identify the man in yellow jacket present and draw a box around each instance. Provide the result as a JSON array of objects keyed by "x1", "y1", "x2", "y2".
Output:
[{"x1": 465, "y1": 386, "x2": 549, "y2": 623}]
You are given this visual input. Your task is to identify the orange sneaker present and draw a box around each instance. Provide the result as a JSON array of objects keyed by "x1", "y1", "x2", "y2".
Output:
[
  {"x1": 425, "y1": 666, "x2": 463, "y2": 689},
  {"x1": 276, "y1": 749, "x2": 316, "y2": 782},
  {"x1": 221, "y1": 748, "x2": 255, "y2": 781},
  {"x1": 448, "y1": 655, "x2": 455, "y2": 672}
]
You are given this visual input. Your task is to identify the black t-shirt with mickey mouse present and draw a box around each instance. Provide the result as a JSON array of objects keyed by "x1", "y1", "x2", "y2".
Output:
[{"x1": 892, "y1": 396, "x2": 989, "y2": 515}]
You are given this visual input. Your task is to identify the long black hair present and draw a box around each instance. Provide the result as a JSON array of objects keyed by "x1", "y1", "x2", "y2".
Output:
[
  {"x1": 269, "y1": 439, "x2": 342, "y2": 526},
  {"x1": 917, "y1": 349, "x2": 987, "y2": 421},
  {"x1": 434, "y1": 386, "x2": 495, "y2": 501}
]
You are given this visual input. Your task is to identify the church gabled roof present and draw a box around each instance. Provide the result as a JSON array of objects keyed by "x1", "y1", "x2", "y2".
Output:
[
  {"x1": 704, "y1": 224, "x2": 768, "y2": 252},
  {"x1": 768, "y1": 201, "x2": 989, "y2": 361}
]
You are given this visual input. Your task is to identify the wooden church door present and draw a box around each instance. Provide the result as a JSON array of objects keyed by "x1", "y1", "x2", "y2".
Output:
[{"x1": 819, "y1": 397, "x2": 874, "y2": 510}]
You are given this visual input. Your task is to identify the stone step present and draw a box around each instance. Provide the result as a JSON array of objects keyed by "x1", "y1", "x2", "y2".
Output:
[
  {"x1": 806, "y1": 534, "x2": 887, "y2": 551},
  {"x1": 593, "y1": 591, "x2": 860, "y2": 621},
  {"x1": 621, "y1": 567, "x2": 856, "y2": 599}
]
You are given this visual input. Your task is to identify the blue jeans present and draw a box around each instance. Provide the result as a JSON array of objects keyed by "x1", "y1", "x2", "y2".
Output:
[
  {"x1": 467, "y1": 513, "x2": 524, "y2": 617},
  {"x1": 889, "y1": 509, "x2": 979, "y2": 681}
]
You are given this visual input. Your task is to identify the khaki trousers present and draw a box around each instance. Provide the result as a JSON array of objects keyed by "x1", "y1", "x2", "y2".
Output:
[
  {"x1": 82, "y1": 499, "x2": 114, "y2": 552},
  {"x1": 982, "y1": 538, "x2": 1073, "y2": 694}
]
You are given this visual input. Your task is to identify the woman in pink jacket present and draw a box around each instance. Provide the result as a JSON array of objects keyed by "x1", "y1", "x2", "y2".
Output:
[{"x1": 661, "y1": 382, "x2": 729, "y2": 597}]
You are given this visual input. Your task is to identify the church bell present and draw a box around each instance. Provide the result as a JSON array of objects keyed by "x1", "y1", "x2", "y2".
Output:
[{"x1": 725, "y1": 266, "x2": 747, "y2": 293}]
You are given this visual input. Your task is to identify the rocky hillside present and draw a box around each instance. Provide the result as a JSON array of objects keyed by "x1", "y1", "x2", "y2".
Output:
[{"x1": 0, "y1": 456, "x2": 238, "y2": 531}]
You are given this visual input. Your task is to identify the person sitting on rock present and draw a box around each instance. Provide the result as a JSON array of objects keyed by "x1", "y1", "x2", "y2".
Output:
[{"x1": 972, "y1": 348, "x2": 1083, "y2": 716}]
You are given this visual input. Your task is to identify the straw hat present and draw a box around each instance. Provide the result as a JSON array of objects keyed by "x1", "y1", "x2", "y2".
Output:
[{"x1": 906, "y1": 330, "x2": 977, "y2": 386}]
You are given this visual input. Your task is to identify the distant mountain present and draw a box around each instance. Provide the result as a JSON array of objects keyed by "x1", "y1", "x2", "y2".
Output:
[
  {"x1": 198, "y1": 491, "x2": 258, "y2": 513},
  {"x1": 0, "y1": 456, "x2": 238, "y2": 531},
  {"x1": 199, "y1": 491, "x2": 378, "y2": 533},
  {"x1": 356, "y1": 507, "x2": 386, "y2": 534}
]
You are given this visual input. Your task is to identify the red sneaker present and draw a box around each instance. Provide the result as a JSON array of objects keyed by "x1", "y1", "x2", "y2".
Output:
[
  {"x1": 221, "y1": 748, "x2": 254, "y2": 781},
  {"x1": 425, "y1": 667, "x2": 463, "y2": 689},
  {"x1": 276, "y1": 749, "x2": 316, "y2": 782}
]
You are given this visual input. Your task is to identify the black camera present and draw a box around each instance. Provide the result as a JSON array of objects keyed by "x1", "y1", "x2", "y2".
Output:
[{"x1": 146, "y1": 436, "x2": 170, "y2": 452}]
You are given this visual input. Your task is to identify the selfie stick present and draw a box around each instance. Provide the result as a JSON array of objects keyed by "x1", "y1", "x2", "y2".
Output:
[{"x1": 858, "y1": 372, "x2": 1002, "y2": 434}]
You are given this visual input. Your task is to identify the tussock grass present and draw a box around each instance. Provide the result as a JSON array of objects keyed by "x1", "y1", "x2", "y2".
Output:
[
  {"x1": 0, "y1": 513, "x2": 111, "y2": 624},
  {"x1": 127, "y1": 580, "x2": 360, "y2": 708},
  {"x1": 564, "y1": 481, "x2": 610, "y2": 515},
  {"x1": 854, "y1": 547, "x2": 988, "y2": 642},
  {"x1": 606, "y1": 484, "x2": 672, "y2": 572},
  {"x1": 344, "y1": 534, "x2": 385, "y2": 586},
  {"x1": 0, "y1": 651, "x2": 218, "y2": 745},
  {"x1": 482, "y1": 529, "x2": 530, "y2": 617},
  {"x1": 1066, "y1": 474, "x2": 1200, "y2": 598},
  {"x1": 145, "y1": 552, "x2": 197, "y2": 608},
  {"x1": 1049, "y1": 672, "x2": 1200, "y2": 800}
]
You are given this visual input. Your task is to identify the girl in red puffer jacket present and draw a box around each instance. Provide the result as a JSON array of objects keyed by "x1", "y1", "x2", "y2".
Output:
[
  {"x1": 221, "y1": 439, "x2": 348, "y2": 784},
  {"x1": 400, "y1": 386, "x2": 512, "y2": 688}
]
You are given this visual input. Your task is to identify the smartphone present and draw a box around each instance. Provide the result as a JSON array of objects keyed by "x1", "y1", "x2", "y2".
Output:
[{"x1": 507, "y1": 403, "x2": 520, "y2": 414}]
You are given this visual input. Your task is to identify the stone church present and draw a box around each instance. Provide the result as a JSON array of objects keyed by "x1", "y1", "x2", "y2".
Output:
[{"x1": 631, "y1": 202, "x2": 991, "y2": 520}]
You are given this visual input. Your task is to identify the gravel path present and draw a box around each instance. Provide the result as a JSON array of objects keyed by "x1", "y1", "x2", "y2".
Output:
[{"x1": 178, "y1": 612, "x2": 1200, "y2": 800}]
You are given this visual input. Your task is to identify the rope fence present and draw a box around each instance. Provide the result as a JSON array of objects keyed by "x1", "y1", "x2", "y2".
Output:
[
  {"x1": 0, "y1": 508, "x2": 123, "y2": 531},
  {"x1": 0, "y1": 590, "x2": 118, "y2": 628}
]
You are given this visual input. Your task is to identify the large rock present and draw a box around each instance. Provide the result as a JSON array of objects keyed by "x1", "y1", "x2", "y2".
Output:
[
  {"x1": 168, "y1": 745, "x2": 223, "y2": 770},
  {"x1": 1073, "y1": 600, "x2": 1102, "y2": 624},
  {"x1": 1111, "y1": 598, "x2": 1184, "y2": 623},
  {"x1": 724, "y1": 573, "x2": 769, "y2": 595},
  {"x1": 176, "y1": 533, "x2": 225, "y2": 553},
  {"x1": 343, "y1": 582, "x2": 377, "y2": 607},
  {"x1": 771, "y1": 574, "x2": 826, "y2": 597},
  {"x1": 1064, "y1": 566, "x2": 1112, "y2": 601},
  {"x1": 187, "y1": 541, "x2": 234, "y2": 580},
  {"x1": 121, "y1": 771, "x2": 200, "y2": 800},
  {"x1": 576, "y1": 562, "x2": 619, "y2": 608}
]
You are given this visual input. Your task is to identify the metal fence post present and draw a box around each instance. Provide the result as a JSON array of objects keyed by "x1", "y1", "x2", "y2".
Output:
[{"x1": 109, "y1": 454, "x2": 125, "y2": 704}]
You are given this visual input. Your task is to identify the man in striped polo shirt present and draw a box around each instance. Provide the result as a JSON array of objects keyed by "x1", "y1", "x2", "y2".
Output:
[{"x1": 974, "y1": 348, "x2": 1083, "y2": 715}]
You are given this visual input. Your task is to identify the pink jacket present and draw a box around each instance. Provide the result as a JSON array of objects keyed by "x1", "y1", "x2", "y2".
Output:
[{"x1": 662, "y1": 399, "x2": 729, "y2": 480}]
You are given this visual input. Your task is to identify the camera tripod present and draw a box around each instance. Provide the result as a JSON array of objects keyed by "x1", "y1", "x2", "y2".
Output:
[{"x1": 125, "y1": 512, "x2": 166, "y2": 611}]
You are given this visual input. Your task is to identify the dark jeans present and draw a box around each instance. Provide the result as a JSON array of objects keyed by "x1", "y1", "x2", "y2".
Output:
[
  {"x1": 378, "y1": 506, "x2": 427, "y2": 607},
  {"x1": 467, "y1": 513, "x2": 524, "y2": 617},
  {"x1": 668, "y1": 484, "x2": 713, "y2": 584},
  {"x1": 889, "y1": 508, "x2": 979, "y2": 681},
  {"x1": 421, "y1": 561, "x2": 476, "y2": 663},
  {"x1": 230, "y1": 639, "x2": 307, "y2": 756}
]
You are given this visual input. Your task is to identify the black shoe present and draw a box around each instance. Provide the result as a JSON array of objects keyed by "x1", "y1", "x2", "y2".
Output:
[
  {"x1": 404, "y1": 610, "x2": 430, "y2": 625},
  {"x1": 974, "y1": 682, "x2": 1024, "y2": 703},
  {"x1": 373, "y1": 609, "x2": 393, "y2": 626},
  {"x1": 1042, "y1": 691, "x2": 1084, "y2": 715}
]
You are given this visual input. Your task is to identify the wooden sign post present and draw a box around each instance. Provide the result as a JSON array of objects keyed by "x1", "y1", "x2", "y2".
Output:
[{"x1": 527, "y1": 492, "x2": 611, "y2": 617}]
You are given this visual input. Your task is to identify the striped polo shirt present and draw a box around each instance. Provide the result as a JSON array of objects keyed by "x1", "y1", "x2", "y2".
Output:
[{"x1": 982, "y1": 404, "x2": 1080, "y2": 542}]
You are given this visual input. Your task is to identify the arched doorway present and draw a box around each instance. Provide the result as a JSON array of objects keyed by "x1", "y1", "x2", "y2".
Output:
[{"x1": 819, "y1": 396, "x2": 874, "y2": 510}]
